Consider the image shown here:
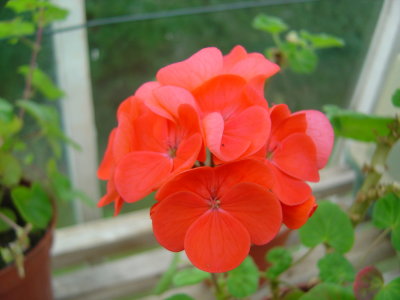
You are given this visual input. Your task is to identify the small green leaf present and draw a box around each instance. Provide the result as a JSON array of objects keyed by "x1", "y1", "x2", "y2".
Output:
[
  {"x1": 375, "y1": 277, "x2": 400, "y2": 300},
  {"x1": 0, "y1": 18, "x2": 34, "y2": 39},
  {"x1": 299, "y1": 283, "x2": 355, "y2": 300},
  {"x1": 164, "y1": 294, "x2": 195, "y2": 300},
  {"x1": 353, "y1": 266, "x2": 384, "y2": 300},
  {"x1": 373, "y1": 193, "x2": 400, "y2": 250},
  {"x1": 252, "y1": 14, "x2": 288, "y2": 34},
  {"x1": 286, "y1": 46, "x2": 318, "y2": 74},
  {"x1": 392, "y1": 89, "x2": 400, "y2": 108},
  {"x1": 227, "y1": 257, "x2": 259, "y2": 298},
  {"x1": 300, "y1": 30, "x2": 345, "y2": 48},
  {"x1": 299, "y1": 201, "x2": 354, "y2": 253},
  {"x1": 0, "y1": 208, "x2": 17, "y2": 232},
  {"x1": 324, "y1": 105, "x2": 394, "y2": 142},
  {"x1": 19, "y1": 66, "x2": 64, "y2": 100},
  {"x1": 6, "y1": 0, "x2": 39, "y2": 13},
  {"x1": 0, "y1": 152, "x2": 21, "y2": 186},
  {"x1": 266, "y1": 247, "x2": 292, "y2": 279},
  {"x1": 172, "y1": 268, "x2": 210, "y2": 287},
  {"x1": 317, "y1": 252, "x2": 355, "y2": 284},
  {"x1": 11, "y1": 183, "x2": 52, "y2": 229}
]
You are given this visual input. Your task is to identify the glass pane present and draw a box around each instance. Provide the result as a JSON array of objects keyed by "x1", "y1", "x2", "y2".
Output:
[{"x1": 86, "y1": 0, "x2": 384, "y2": 215}]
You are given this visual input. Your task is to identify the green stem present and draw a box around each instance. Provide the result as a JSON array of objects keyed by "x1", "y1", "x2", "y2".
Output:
[
  {"x1": 153, "y1": 252, "x2": 180, "y2": 294},
  {"x1": 349, "y1": 120, "x2": 400, "y2": 225},
  {"x1": 359, "y1": 227, "x2": 391, "y2": 265},
  {"x1": 211, "y1": 273, "x2": 228, "y2": 300},
  {"x1": 0, "y1": 211, "x2": 20, "y2": 231}
]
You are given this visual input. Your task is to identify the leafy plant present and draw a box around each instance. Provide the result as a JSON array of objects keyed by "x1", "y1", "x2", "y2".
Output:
[{"x1": 0, "y1": 0, "x2": 87, "y2": 276}]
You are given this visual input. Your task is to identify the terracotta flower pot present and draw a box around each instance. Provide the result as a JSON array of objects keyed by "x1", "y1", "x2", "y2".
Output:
[{"x1": 0, "y1": 220, "x2": 55, "y2": 300}]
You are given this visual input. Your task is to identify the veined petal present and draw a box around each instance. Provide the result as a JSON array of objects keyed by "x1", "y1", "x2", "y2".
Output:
[
  {"x1": 272, "y1": 133, "x2": 319, "y2": 182},
  {"x1": 114, "y1": 151, "x2": 173, "y2": 203},
  {"x1": 270, "y1": 113, "x2": 307, "y2": 149},
  {"x1": 221, "y1": 183, "x2": 282, "y2": 245},
  {"x1": 300, "y1": 110, "x2": 334, "y2": 169},
  {"x1": 184, "y1": 210, "x2": 251, "y2": 273},
  {"x1": 270, "y1": 104, "x2": 291, "y2": 131},
  {"x1": 223, "y1": 45, "x2": 247, "y2": 70},
  {"x1": 151, "y1": 191, "x2": 209, "y2": 251},
  {"x1": 282, "y1": 196, "x2": 317, "y2": 229},
  {"x1": 266, "y1": 161, "x2": 312, "y2": 205},
  {"x1": 156, "y1": 167, "x2": 214, "y2": 201},
  {"x1": 202, "y1": 111, "x2": 224, "y2": 157},
  {"x1": 134, "y1": 81, "x2": 161, "y2": 101},
  {"x1": 156, "y1": 47, "x2": 223, "y2": 90}
]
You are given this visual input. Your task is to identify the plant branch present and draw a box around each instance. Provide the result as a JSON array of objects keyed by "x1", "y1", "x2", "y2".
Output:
[
  {"x1": 20, "y1": 7, "x2": 45, "y2": 117},
  {"x1": 0, "y1": 211, "x2": 20, "y2": 231},
  {"x1": 349, "y1": 118, "x2": 400, "y2": 225}
]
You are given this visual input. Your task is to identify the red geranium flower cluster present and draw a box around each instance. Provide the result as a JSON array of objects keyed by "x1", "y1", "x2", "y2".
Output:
[{"x1": 98, "y1": 46, "x2": 334, "y2": 273}]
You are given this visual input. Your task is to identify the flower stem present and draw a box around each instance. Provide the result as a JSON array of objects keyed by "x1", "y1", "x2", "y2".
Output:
[
  {"x1": 0, "y1": 211, "x2": 20, "y2": 231},
  {"x1": 211, "y1": 273, "x2": 228, "y2": 300},
  {"x1": 349, "y1": 118, "x2": 400, "y2": 225}
]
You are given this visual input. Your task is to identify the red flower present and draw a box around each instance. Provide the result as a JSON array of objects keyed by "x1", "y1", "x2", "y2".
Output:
[
  {"x1": 97, "y1": 91, "x2": 204, "y2": 213},
  {"x1": 151, "y1": 159, "x2": 282, "y2": 273},
  {"x1": 255, "y1": 104, "x2": 334, "y2": 228}
]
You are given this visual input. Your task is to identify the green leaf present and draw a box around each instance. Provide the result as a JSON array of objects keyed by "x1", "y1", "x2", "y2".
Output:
[
  {"x1": 317, "y1": 252, "x2": 355, "y2": 284},
  {"x1": 353, "y1": 266, "x2": 384, "y2": 300},
  {"x1": 266, "y1": 247, "x2": 292, "y2": 279},
  {"x1": 227, "y1": 257, "x2": 259, "y2": 298},
  {"x1": 392, "y1": 89, "x2": 400, "y2": 108},
  {"x1": 300, "y1": 30, "x2": 345, "y2": 48},
  {"x1": 0, "y1": 18, "x2": 34, "y2": 39},
  {"x1": 299, "y1": 283, "x2": 355, "y2": 300},
  {"x1": 16, "y1": 100, "x2": 79, "y2": 157},
  {"x1": 11, "y1": 183, "x2": 52, "y2": 229},
  {"x1": 164, "y1": 294, "x2": 195, "y2": 300},
  {"x1": 299, "y1": 201, "x2": 354, "y2": 253},
  {"x1": 0, "y1": 98, "x2": 13, "y2": 116},
  {"x1": 375, "y1": 277, "x2": 400, "y2": 300},
  {"x1": 282, "y1": 288, "x2": 305, "y2": 300},
  {"x1": 286, "y1": 46, "x2": 318, "y2": 74},
  {"x1": 0, "y1": 152, "x2": 21, "y2": 186},
  {"x1": 372, "y1": 193, "x2": 400, "y2": 250},
  {"x1": 0, "y1": 208, "x2": 17, "y2": 232},
  {"x1": 172, "y1": 268, "x2": 210, "y2": 287},
  {"x1": 19, "y1": 66, "x2": 64, "y2": 100},
  {"x1": 323, "y1": 105, "x2": 394, "y2": 142},
  {"x1": 252, "y1": 14, "x2": 288, "y2": 34},
  {"x1": 6, "y1": 0, "x2": 39, "y2": 13}
]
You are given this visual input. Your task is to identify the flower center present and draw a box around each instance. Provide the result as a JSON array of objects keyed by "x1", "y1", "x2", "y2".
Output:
[
  {"x1": 168, "y1": 147, "x2": 177, "y2": 158},
  {"x1": 210, "y1": 197, "x2": 221, "y2": 209}
]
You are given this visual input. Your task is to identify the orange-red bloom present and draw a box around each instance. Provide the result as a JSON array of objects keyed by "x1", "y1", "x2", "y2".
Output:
[{"x1": 151, "y1": 159, "x2": 282, "y2": 273}]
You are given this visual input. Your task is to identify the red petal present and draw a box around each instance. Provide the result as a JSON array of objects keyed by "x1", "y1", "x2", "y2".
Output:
[
  {"x1": 301, "y1": 110, "x2": 334, "y2": 169},
  {"x1": 114, "y1": 151, "x2": 173, "y2": 202},
  {"x1": 98, "y1": 179, "x2": 119, "y2": 207},
  {"x1": 266, "y1": 161, "x2": 312, "y2": 205},
  {"x1": 173, "y1": 133, "x2": 203, "y2": 173},
  {"x1": 151, "y1": 191, "x2": 209, "y2": 251},
  {"x1": 227, "y1": 52, "x2": 280, "y2": 82},
  {"x1": 156, "y1": 47, "x2": 223, "y2": 90},
  {"x1": 270, "y1": 104, "x2": 291, "y2": 131},
  {"x1": 184, "y1": 210, "x2": 250, "y2": 273},
  {"x1": 193, "y1": 74, "x2": 247, "y2": 117},
  {"x1": 223, "y1": 45, "x2": 247, "y2": 70},
  {"x1": 202, "y1": 111, "x2": 225, "y2": 156},
  {"x1": 221, "y1": 183, "x2": 282, "y2": 245},
  {"x1": 147, "y1": 86, "x2": 198, "y2": 121},
  {"x1": 270, "y1": 113, "x2": 307, "y2": 149},
  {"x1": 98, "y1": 129, "x2": 116, "y2": 180},
  {"x1": 282, "y1": 196, "x2": 317, "y2": 229},
  {"x1": 156, "y1": 167, "x2": 214, "y2": 201},
  {"x1": 272, "y1": 133, "x2": 319, "y2": 182},
  {"x1": 215, "y1": 159, "x2": 275, "y2": 194},
  {"x1": 223, "y1": 105, "x2": 270, "y2": 158}
]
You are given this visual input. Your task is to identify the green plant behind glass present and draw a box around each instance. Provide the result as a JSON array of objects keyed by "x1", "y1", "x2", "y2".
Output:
[{"x1": 0, "y1": 0, "x2": 89, "y2": 277}]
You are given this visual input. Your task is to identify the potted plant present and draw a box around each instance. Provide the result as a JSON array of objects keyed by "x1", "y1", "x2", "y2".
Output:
[{"x1": 0, "y1": 1, "x2": 84, "y2": 299}]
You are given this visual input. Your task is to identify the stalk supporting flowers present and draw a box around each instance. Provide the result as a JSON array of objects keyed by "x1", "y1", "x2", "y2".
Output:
[{"x1": 97, "y1": 46, "x2": 334, "y2": 273}]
